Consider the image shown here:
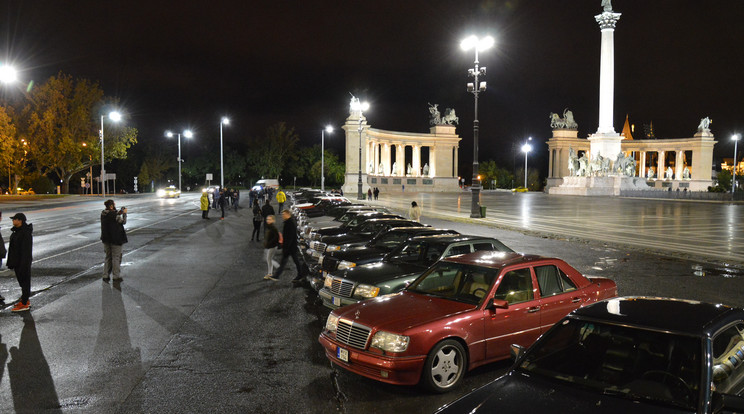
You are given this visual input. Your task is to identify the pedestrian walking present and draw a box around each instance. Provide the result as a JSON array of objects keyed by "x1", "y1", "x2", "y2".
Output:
[
  {"x1": 263, "y1": 215, "x2": 281, "y2": 280},
  {"x1": 200, "y1": 191, "x2": 210, "y2": 219},
  {"x1": 373, "y1": 187, "x2": 379, "y2": 200},
  {"x1": 7, "y1": 213, "x2": 33, "y2": 312},
  {"x1": 409, "y1": 201, "x2": 422, "y2": 222},
  {"x1": 218, "y1": 189, "x2": 227, "y2": 220},
  {"x1": 367, "y1": 188, "x2": 373, "y2": 200},
  {"x1": 101, "y1": 200, "x2": 128, "y2": 282},
  {"x1": 276, "y1": 189, "x2": 286, "y2": 212},
  {"x1": 212, "y1": 187, "x2": 221, "y2": 209},
  {"x1": 251, "y1": 200, "x2": 263, "y2": 241},
  {"x1": 0, "y1": 211, "x2": 6, "y2": 304},
  {"x1": 261, "y1": 199, "x2": 275, "y2": 228},
  {"x1": 271, "y1": 209, "x2": 306, "y2": 284},
  {"x1": 232, "y1": 188, "x2": 240, "y2": 210}
]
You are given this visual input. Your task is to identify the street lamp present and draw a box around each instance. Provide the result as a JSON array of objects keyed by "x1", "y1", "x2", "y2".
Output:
[
  {"x1": 733, "y1": 134, "x2": 741, "y2": 194},
  {"x1": 101, "y1": 111, "x2": 122, "y2": 197},
  {"x1": 461, "y1": 35, "x2": 495, "y2": 218},
  {"x1": 522, "y1": 139, "x2": 533, "y2": 189},
  {"x1": 220, "y1": 117, "x2": 229, "y2": 188},
  {"x1": 0, "y1": 64, "x2": 17, "y2": 84},
  {"x1": 351, "y1": 99, "x2": 370, "y2": 200},
  {"x1": 165, "y1": 129, "x2": 193, "y2": 192},
  {"x1": 321, "y1": 125, "x2": 334, "y2": 192}
]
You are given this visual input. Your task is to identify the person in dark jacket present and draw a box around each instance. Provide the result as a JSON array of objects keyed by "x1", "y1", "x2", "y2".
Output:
[
  {"x1": 251, "y1": 200, "x2": 262, "y2": 241},
  {"x1": 261, "y1": 199, "x2": 275, "y2": 229},
  {"x1": 218, "y1": 189, "x2": 227, "y2": 220},
  {"x1": 100, "y1": 200, "x2": 128, "y2": 282},
  {"x1": 7, "y1": 213, "x2": 33, "y2": 312},
  {"x1": 271, "y1": 210, "x2": 306, "y2": 284},
  {"x1": 0, "y1": 211, "x2": 6, "y2": 304},
  {"x1": 263, "y1": 215, "x2": 280, "y2": 280}
]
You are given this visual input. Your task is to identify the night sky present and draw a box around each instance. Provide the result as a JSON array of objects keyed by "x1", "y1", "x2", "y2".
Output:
[{"x1": 2, "y1": 0, "x2": 742, "y2": 178}]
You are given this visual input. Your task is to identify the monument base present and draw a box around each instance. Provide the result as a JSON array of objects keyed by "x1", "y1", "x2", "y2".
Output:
[{"x1": 548, "y1": 175, "x2": 651, "y2": 196}]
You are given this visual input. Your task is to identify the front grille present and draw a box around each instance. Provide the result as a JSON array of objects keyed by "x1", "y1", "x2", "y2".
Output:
[
  {"x1": 330, "y1": 277, "x2": 354, "y2": 297},
  {"x1": 322, "y1": 256, "x2": 340, "y2": 272},
  {"x1": 336, "y1": 320, "x2": 371, "y2": 349},
  {"x1": 312, "y1": 242, "x2": 327, "y2": 252}
]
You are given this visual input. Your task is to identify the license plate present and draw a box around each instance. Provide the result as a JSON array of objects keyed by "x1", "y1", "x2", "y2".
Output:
[
  {"x1": 337, "y1": 347, "x2": 349, "y2": 362},
  {"x1": 322, "y1": 271, "x2": 328, "y2": 278},
  {"x1": 332, "y1": 296, "x2": 342, "y2": 307},
  {"x1": 312, "y1": 250, "x2": 322, "y2": 258}
]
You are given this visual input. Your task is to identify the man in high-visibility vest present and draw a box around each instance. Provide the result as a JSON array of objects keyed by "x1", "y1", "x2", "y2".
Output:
[{"x1": 276, "y1": 189, "x2": 286, "y2": 212}]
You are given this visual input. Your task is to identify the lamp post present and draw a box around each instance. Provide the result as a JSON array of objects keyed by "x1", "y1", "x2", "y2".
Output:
[
  {"x1": 166, "y1": 129, "x2": 193, "y2": 192},
  {"x1": 0, "y1": 64, "x2": 17, "y2": 84},
  {"x1": 101, "y1": 111, "x2": 122, "y2": 197},
  {"x1": 522, "y1": 140, "x2": 532, "y2": 189},
  {"x1": 351, "y1": 100, "x2": 370, "y2": 200},
  {"x1": 733, "y1": 134, "x2": 741, "y2": 194},
  {"x1": 461, "y1": 35, "x2": 495, "y2": 218},
  {"x1": 321, "y1": 125, "x2": 334, "y2": 192},
  {"x1": 220, "y1": 117, "x2": 229, "y2": 188}
]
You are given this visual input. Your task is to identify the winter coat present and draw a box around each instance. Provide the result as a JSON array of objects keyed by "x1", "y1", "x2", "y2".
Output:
[
  {"x1": 252, "y1": 204, "x2": 263, "y2": 223},
  {"x1": 281, "y1": 216, "x2": 298, "y2": 252},
  {"x1": 101, "y1": 209, "x2": 128, "y2": 245},
  {"x1": 200, "y1": 193, "x2": 210, "y2": 211},
  {"x1": 261, "y1": 203, "x2": 275, "y2": 220},
  {"x1": 264, "y1": 223, "x2": 280, "y2": 249},
  {"x1": 7, "y1": 222, "x2": 33, "y2": 269},
  {"x1": 409, "y1": 206, "x2": 422, "y2": 222},
  {"x1": 276, "y1": 191, "x2": 286, "y2": 204}
]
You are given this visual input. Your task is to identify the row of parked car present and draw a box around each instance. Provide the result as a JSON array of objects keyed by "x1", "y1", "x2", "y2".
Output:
[{"x1": 287, "y1": 188, "x2": 744, "y2": 413}]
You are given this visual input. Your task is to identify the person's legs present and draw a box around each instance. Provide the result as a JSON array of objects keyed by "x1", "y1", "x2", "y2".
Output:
[
  {"x1": 15, "y1": 265, "x2": 31, "y2": 304},
  {"x1": 290, "y1": 249, "x2": 306, "y2": 281},
  {"x1": 103, "y1": 243, "x2": 113, "y2": 280},
  {"x1": 110, "y1": 244, "x2": 123, "y2": 280},
  {"x1": 272, "y1": 251, "x2": 290, "y2": 279}
]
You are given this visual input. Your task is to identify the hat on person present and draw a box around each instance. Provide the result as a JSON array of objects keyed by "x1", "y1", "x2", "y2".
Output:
[{"x1": 10, "y1": 213, "x2": 26, "y2": 222}]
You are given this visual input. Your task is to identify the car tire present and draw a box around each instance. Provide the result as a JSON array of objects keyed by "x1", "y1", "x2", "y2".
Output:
[{"x1": 421, "y1": 339, "x2": 467, "y2": 393}]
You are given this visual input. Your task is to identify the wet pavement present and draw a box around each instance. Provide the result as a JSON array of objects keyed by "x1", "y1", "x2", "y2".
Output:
[{"x1": 0, "y1": 192, "x2": 741, "y2": 413}]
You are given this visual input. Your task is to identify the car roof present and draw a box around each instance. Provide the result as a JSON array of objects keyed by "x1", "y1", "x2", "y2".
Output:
[
  {"x1": 442, "y1": 250, "x2": 544, "y2": 268},
  {"x1": 570, "y1": 296, "x2": 744, "y2": 337},
  {"x1": 410, "y1": 234, "x2": 501, "y2": 244},
  {"x1": 362, "y1": 218, "x2": 415, "y2": 224},
  {"x1": 386, "y1": 227, "x2": 453, "y2": 235}
]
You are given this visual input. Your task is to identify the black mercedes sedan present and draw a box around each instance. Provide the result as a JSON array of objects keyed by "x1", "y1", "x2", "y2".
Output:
[{"x1": 436, "y1": 297, "x2": 744, "y2": 414}]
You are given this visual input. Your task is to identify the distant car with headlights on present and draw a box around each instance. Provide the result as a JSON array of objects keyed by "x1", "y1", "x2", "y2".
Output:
[
  {"x1": 157, "y1": 185, "x2": 181, "y2": 198},
  {"x1": 436, "y1": 297, "x2": 744, "y2": 413},
  {"x1": 319, "y1": 251, "x2": 618, "y2": 393}
]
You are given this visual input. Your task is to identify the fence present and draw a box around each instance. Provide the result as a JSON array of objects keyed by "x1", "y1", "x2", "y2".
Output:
[{"x1": 620, "y1": 189, "x2": 743, "y2": 201}]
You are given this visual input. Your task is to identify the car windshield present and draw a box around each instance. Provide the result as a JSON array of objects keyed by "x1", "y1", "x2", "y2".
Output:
[
  {"x1": 407, "y1": 262, "x2": 498, "y2": 305},
  {"x1": 347, "y1": 215, "x2": 378, "y2": 229},
  {"x1": 517, "y1": 318, "x2": 702, "y2": 411},
  {"x1": 387, "y1": 240, "x2": 443, "y2": 265},
  {"x1": 371, "y1": 231, "x2": 410, "y2": 249}
]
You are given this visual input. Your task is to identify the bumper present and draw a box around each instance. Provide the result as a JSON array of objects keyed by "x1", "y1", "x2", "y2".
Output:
[
  {"x1": 319, "y1": 333, "x2": 426, "y2": 386},
  {"x1": 319, "y1": 287, "x2": 361, "y2": 309}
]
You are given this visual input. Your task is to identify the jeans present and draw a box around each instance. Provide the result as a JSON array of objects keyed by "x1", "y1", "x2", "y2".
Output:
[
  {"x1": 272, "y1": 247, "x2": 305, "y2": 280},
  {"x1": 265, "y1": 247, "x2": 280, "y2": 275},
  {"x1": 103, "y1": 243, "x2": 123, "y2": 279}
]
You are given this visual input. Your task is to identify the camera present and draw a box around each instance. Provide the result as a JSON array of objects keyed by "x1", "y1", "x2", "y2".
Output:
[{"x1": 119, "y1": 207, "x2": 126, "y2": 213}]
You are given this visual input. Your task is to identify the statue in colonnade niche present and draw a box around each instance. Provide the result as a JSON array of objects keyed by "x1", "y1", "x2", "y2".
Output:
[
  {"x1": 647, "y1": 166, "x2": 655, "y2": 179},
  {"x1": 406, "y1": 163, "x2": 412, "y2": 176},
  {"x1": 423, "y1": 163, "x2": 429, "y2": 176},
  {"x1": 368, "y1": 161, "x2": 374, "y2": 174},
  {"x1": 577, "y1": 154, "x2": 589, "y2": 177},
  {"x1": 391, "y1": 162, "x2": 398, "y2": 176},
  {"x1": 683, "y1": 166, "x2": 691, "y2": 179},
  {"x1": 379, "y1": 163, "x2": 384, "y2": 175},
  {"x1": 568, "y1": 147, "x2": 578, "y2": 176},
  {"x1": 666, "y1": 166, "x2": 674, "y2": 180}
]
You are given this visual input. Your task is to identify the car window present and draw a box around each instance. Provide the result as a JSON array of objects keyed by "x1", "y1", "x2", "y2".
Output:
[
  {"x1": 712, "y1": 323, "x2": 744, "y2": 394},
  {"x1": 408, "y1": 262, "x2": 498, "y2": 305},
  {"x1": 423, "y1": 244, "x2": 445, "y2": 265},
  {"x1": 493, "y1": 268, "x2": 534, "y2": 304},
  {"x1": 472, "y1": 242, "x2": 495, "y2": 252},
  {"x1": 390, "y1": 241, "x2": 425, "y2": 263},
  {"x1": 535, "y1": 265, "x2": 577, "y2": 297},
  {"x1": 372, "y1": 232, "x2": 408, "y2": 249},
  {"x1": 446, "y1": 244, "x2": 471, "y2": 257}
]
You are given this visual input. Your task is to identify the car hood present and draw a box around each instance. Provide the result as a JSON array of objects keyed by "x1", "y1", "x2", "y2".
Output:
[
  {"x1": 332, "y1": 261, "x2": 425, "y2": 285},
  {"x1": 322, "y1": 232, "x2": 370, "y2": 245},
  {"x1": 437, "y1": 371, "x2": 686, "y2": 414},
  {"x1": 329, "y1": 246, "x2": 388, "y2": 263},
  {"x1": 338, "y1": 291, "x2": 476, "y2": 334}
]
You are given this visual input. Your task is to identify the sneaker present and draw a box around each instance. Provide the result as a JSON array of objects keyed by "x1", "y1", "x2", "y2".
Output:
[
  {"x1": 11, "y1": 301, "x2": 30, "y2": 312},
  {"x1": 264, "y1": 275, "x2": 277, "y2": 281}
]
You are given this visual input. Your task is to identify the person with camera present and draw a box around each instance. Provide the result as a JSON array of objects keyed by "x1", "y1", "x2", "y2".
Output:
[{"x1": 101, "y1": 199, "x2": 128, "y2": 282}]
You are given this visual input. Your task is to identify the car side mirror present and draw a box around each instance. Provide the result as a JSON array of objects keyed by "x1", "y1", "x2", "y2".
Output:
[
  {"x1": 713, "y1": 392, "x2": 744, "y2": 413},
  {"x1": 486, "y1": 298, "x2": 509, "y2": 310},
  {"x1": 510, "y1": 344, "x2": 525, "y2": 361}
]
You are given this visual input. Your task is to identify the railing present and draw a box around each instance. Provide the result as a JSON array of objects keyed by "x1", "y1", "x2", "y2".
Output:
[{"x1": 620, "y1": 190, "x2": 743, "y2": 201}]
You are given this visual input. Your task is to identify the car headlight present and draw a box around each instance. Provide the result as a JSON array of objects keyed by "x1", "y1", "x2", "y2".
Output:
[
  {"x1": 338, "y1": 260, "x2": 356, "y2": 270},
  {"x1": 354, "y1": 284, "x2": 379, "y2": 298},
  {"x1": 318, "y1": 255, "x2": 324, "y2": 266},
  {"x1": 156, "y1": 189, "x2": 166, "y2": 197},
  {"x1": 371, "y1": 331, "x2": 409, "y2": 353},
  {"x1": 326, "y1": 245, "x2": 341, "y2": 252},
  {"x1": 325, "y1": 314, "x2": 339, "y2": 333},
  {"x1": 324, "y1": 275, "x2": 333, "y2": 288}
]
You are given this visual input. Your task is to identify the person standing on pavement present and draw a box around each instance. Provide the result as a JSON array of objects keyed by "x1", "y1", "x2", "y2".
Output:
[
  {"x1": 263, "y1": 215, "x2": 281, "y2": 280},
  {"x1": 200, "y1": 191, "x2": 210, "y2": 219},
  {"x1": 212, "y1": 187, "x2": 221, "y2": 209},
  {"x1": 0, "y1": 211, "x2": 6, "y2": 304},
  {"x1": 7, "y1": 213, "x2": 33, "y2": 312},
  {"x1": 373, "y1": 187, "x2": 379, "y2": 200},
  {"x1": 251, "y1": 200, "x2": 263, "y2": 241},
  {"x1": 367, "y1": 188, "x2": 372, "y2": 200},
  {"x1": 232, "y1": 188, "x2": 240, "y2": 210},
  {"x1": 276, "y1": 189, "x2": 286, "y2": 213},
  {"x1": 409, "y1": 201, "x2": 422, "y2": 222},
  {"x1": 100, "y1": 200, "x2": 128, "y2": 282},
  {"x1": 261, "y1": 199, "x2": 275, "y2": 229},
  {"x1": 218, "y1": 189, "x2": 227, "y2": 220},
  {"x1": 271, "y1": 209, "x2": 306, "y2": 285}
]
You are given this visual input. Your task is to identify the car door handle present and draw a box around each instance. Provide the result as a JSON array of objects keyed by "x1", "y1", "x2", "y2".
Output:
[
  {"x1": 527, "y1": 306, "x2": 540, "y2": 313},
  {"x1": 571, "y1": 297, "x2": 582, "y2": 303}
]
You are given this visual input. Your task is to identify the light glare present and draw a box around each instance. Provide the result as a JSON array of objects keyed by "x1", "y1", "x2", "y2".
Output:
[
  {"x1": 522, "y1": 144, "x2": 532, "y2": 153},
  {"x1": 184, "y1": 130, "x2": 193, "y2": 138},
  {"x1": 325, "y1": 125, "x2": 334, "y2": 133},
  {"x1": 108, "y1": 111, "x2": 122, "y2": 122},
  {"x1": 222, "y1": 117, "x2": 230, "y2": 125},
  {"x1": 0, "y1": 65, "x2": 18, "y2": 83}
]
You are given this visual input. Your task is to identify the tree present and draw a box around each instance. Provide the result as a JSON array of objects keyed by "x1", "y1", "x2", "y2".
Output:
[
  {"x1": 138, "y1": 146, "x2": 175, "y2": 192},
  {"x1": 247, "y1": 122, "x2": 299, "y2": 179},
  {"x1": 20, "y1": 72, "x2": 138, "y2": 193}
]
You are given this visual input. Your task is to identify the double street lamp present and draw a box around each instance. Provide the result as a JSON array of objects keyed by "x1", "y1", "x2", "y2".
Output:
[
  {"x1": 165, "y1": 129, "x2": 193, "y2": 191},
  {"x1": 521, "y1": 137, "x2": 533, "y2": 189},
  {"x1": 351, "y1": 99, "x2": 370, "y2": 200},
  {"x1": 321, "y1": 125, "x2": 334, "y2": 192},
  {"x1": 101, "y1": 111, "x2": 122, "y2": 196},
  {"x1": 733, "y1": 134, "x2": 741, "y2": 194},
  {"x1": 220, "y1": 117, "x2": 229, "y2": 188},
  {"x1": 461, "y1": 35, "x2": 495, "y2": 218}
]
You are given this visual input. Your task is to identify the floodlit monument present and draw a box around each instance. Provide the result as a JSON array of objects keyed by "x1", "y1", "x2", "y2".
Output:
[
  {"x1": 341, "y1": 98, "x2": 461, "y2": 194},
  {"x1": 547, "y1": 1, "x2": 716, "y2": 195}
]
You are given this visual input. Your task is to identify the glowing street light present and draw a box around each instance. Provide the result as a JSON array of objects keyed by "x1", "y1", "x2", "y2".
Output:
[
  {"x1": 101, "y1": 111, "x2": 122, "y2": 196},
  {"x1": 733, "y1": 134, "x2": 741, "y2": 194},
  {"x1": 0, "y1": 64, "x2": 18, "y2": 84},
  {"x1": 461, "y1": 34, "x2": 495, "y2": 217},
  {"x1": 351, "y1": 99, "x2": 370, "y2": 199},
  {"x1": 220, "y1": 117, "x2": 229, "y2": 188},
  {"x1": 521, "y1": 138, "x2": 533, "y2": 189},
  {"x1": 166, "y1": 129, "x2": 194, "y2": 192},
  {"x1": 321, "y1": 125, "x2": 334, "y2": 192}
]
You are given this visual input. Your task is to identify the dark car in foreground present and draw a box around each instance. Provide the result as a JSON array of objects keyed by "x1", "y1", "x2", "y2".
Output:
[
  {"x1": 318, "y1": 234, "x2": 513, "y2": 309},
  {"x1": 319, "y1": 251, "x2": 618, "y2": 392},
  {"x1": 436, "y1": 297, "x2": 744, "y2": 413}
]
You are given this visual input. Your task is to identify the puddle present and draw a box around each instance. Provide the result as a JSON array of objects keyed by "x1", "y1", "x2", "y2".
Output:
[{"x1": 692, "y1": 263, "x2": 744, "y2": 278}]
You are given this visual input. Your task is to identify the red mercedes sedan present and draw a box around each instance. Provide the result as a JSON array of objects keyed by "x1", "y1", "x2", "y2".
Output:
[{"x1": 319, "y1": 251, "x2": 618, "y2": 392}]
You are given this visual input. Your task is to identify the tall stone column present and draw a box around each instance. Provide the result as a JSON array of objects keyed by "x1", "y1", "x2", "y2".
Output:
[
  {"x1": 396, "y1": 143, "x2": 405, "y2": 176},
  {"x1": 639, "y1": 151, "x2": 646, "y2": 177},
  {"x1": 675, "y1": 150, "x2": 684, "y2": 179},
  {"x1": 454, "y1": 147, "x2": 458, "y2": 177},
  {"x1": 382, "y1": 143, "x2": 390, "y2": 176},
  {"x1": 657, "y1": 151, "x2": 665, "y2": 179},
  {"x1": 430, "y1": 146, "x2": 437, "y2": 177},
  {"x1": 412, "y1": 145, "x2": 421, "y2": 176},
  {"x1": 595, "y1": 8, "x2": 621, "y2": 135},
  {"x1": 548, "y1": 149, "x2": 554, "y2": 178}
]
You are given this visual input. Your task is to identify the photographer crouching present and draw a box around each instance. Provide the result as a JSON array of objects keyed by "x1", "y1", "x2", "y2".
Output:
[{"x1": 101, "y1": 199, "x2": 128, "y2": 282}]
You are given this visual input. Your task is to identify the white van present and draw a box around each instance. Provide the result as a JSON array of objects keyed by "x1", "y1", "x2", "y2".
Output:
[{"x1": 254, "y1": 179, "x2": 279, "y2": 190}]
